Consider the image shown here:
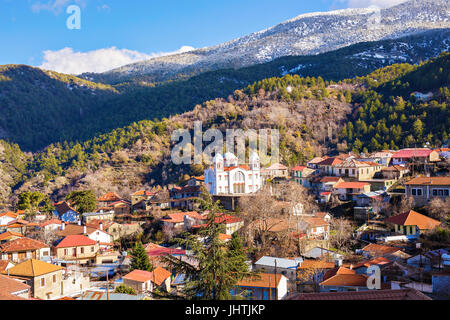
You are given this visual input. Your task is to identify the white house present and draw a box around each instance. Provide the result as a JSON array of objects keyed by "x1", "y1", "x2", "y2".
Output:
[
  {"x1": 205, "y1": 152, "x2": 262, "y2": 195},
  {"x1": 0, "y1": 212, "x2": 18, "y2": 226}
]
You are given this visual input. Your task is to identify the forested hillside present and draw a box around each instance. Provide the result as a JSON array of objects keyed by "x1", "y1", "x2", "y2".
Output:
[
  {"x1": 0, "y1": 52, "x2": 448, "y2": 208},
  {"x1": 0, "y1": 29, "x2": 448, "y2": 151},
  {"x1": 342, "y1": 52, "x2": 450, "y2": 153}
]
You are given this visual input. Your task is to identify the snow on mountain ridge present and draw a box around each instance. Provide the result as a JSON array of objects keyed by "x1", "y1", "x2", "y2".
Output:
[{"x1": 84, "y1": 0, "x2": 449, "y2": 83}]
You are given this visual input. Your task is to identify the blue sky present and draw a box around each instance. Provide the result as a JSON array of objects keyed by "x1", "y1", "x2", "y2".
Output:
[{"x1": 0, "y1": 0, "x2": 406, "y2": 74}]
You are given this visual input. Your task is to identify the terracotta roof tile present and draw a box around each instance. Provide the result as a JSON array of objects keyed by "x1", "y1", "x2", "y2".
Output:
[
  {"x1": 0, "y1": 274, "x2": 30, "y2": 294},
  {"x1": 0, "y1": 237, "x2": 48, "y2": 253},
  {"x1": 123, "y1": 269, "x2": 153, "y2": 282},
  {"x1": 392, "y1": 148, "x2": 433, "y2": 158},
  {"x1": 237, "y1": 273, "x2": 284, "y2": 289},
  {"x1": 151, "y1": 266, "x2": 171, "y2": 286},
  {"x1": 404, "y1": 176, "x2": 450, "y2": 186},
  {"x1": 4, "y1": 259, "x2": 63, "y2": 277},
  {"x1": 98, "y1": 192, "x2": 122, "y2": 202},
  {"x1": 334, "y1": 182, "x2": 370, "y2": 189},
  {"x1": 320, "y1": 274, "x2": 368, "y2": 287},
  {"x1": 286, "y1": 288, "x2": 432, "y2": 300},
  {"x1": 362, "y1": 243, "x2": 402, "y2": 256},
  {"x1": 317, "y1": 157, "x2": 342, "y2": 166},
  {"x1": 56, "y1": 235, "x2": 97, "y2": 248},
  {"x1": 385, "y1": 210, "x2": 441, "y2": 230},
  {"x1": 0, "y1": 260, "x2": 12, "y2": 272},
  {"x1": 162, "y1": 211, "x2": 202, "y2": 224},
  {"x1": 0, "y1": 231, "x2": 24, "y2": 241}
]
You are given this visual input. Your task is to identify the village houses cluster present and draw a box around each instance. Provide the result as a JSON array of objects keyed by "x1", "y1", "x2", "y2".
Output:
[{"x1": 0, "y1": 146, "x2": 449, "y2": 300}]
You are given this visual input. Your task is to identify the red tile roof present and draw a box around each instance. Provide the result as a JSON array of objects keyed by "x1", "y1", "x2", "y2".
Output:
[
  {"x1": 320, "y1": 274, "x2": 368, "y2": 287},
  {"x1": 123, "y1": 267, "x2": 171, "y2": 286},
  {"x1": 145, "y1": 243, "x2": 186, "y2": 257},
  {"x1": 353, "y1": 257, "x2": 391, "y2": 269},
  {"x1": 40, "y1": 219, "x2": 63, "y2": 228},
  {"x1": 317, "y1": 157, "x2": 342, "y2": 166},
  {"x1": 0, "y1": 211, "x2": 18, "y2": 219},
  {"x1": 392, "y1": 148, "x2": 433, "y2": 158},
  {"x1": 362, "y1": 243, "x2": 403, "y2": 256},
  {"x1": 291, "y1": 166, "x2": 307, "y2": 171},
  {"x1": 334, "y1": 182, "x2": 370, "y2": 189},
  {"x1": 162, "y1": 211, "x2": 202, "y2": 224},
  {"x1": 123, "y1": 269, "x2": 153, "y2": 282},
  {"x1": 55, "y1": 235, "x2": 97, "y2": 248},
  {"x1": 320, "y1": 176, "x2": 342, "y2": 183},
  {"x1": 385, "y1": 210, "x2": 441, "y2": 230},
  {"x1": 0, "y1": 231, "x2": 24, "y2": 241},
  {"x1": 237, "y1": 273, "x2": 284, "y2": 289},
  {"x1": 299, "y1": 260, "x2": 336, "y2": 269},
  {"x1": 0, "y1": 274, "x2": 30, "y2": 295},
  {"x1": 98, "y1": 192, "x2": 122, "y2": 202},
  {"x1": 151, "y1": 266, "x2": 171, "y2": 286},
  {"x1": 0, "y1": 260, "x2": 12, "y2": 272},
  {"x1": 0, "y1": 237, "x2": 48, "y2": 253},
  {"x1": 404, "y1": 176, "x2": 450, "y2": 186},
  {"x1": 286, "y1": 288, "x2": 432, "y2": 300},
  {"x1": 323, "y1": 267, "x2": 356, "y2": 281},
  {"x1": 224, "y1": 165, "x2": 250, "y2": 171},
  {"x1": 132, "y1": 190, "x2": 155, "y2": 196}
]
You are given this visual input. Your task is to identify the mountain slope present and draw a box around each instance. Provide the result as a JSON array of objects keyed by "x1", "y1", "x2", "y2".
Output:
[
  {"x1": 1, "y1": 29, "x2": 449, "y2": 152},
  {"x1": 0, "y1": 65, "x2": 117, "y2": 151},
  {"x1": 1, "y1": 54, "x2": 448, "y2": 208},
  {"x1": 85, "y1": 0, "x2": 449, "y2": 84}
]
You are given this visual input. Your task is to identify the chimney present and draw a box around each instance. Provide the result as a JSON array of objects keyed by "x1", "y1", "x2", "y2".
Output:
[
  {"x1": 61, "y1": 222, "x2": 65, "y2": 231},
  {"x1": 99, "y1": 222, "x2": 103, "y2": 231},
  {"x1": 83, "y1": 225, "x2": 87, "y2": 234}
]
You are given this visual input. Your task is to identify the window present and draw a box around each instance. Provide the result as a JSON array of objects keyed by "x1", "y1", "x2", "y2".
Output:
[
  {"x1": 81, "y1": 247, "x2": 84, "y2": 254},
  {"x1": 412, "y1": 188, "x2": 422, "y2": 196},
  {"x1": 41, "y1": 278, "x2": 45, "y2": 287},
  {"x1": 64, "y1": 249, "x2": 68, "y2": 256},
  {"x1": 53, "y1": 275, "x2": 56, "y2": 283},
  {"x1": 432, "y1": 189, "x2": 449, "y2": 196},
  {"x1": 91, "y1": 246, "x2": 95, "y2": 252}
]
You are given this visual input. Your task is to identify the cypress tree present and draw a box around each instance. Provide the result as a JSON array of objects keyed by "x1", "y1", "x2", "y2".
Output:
[{"x1": 130, "y1": 241, "x2": 153, "y2": 272}]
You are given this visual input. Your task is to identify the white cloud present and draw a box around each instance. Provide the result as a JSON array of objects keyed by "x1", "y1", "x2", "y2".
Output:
[
  {"x1": 31, "y1": 0, "x2": 86, "y2": 15},
  {"x1": 346, "y1": 0, "x2": 408, "y2": 9},
  {"x1": 38, "y1": 46, "x2": 195, "y2": 75}
]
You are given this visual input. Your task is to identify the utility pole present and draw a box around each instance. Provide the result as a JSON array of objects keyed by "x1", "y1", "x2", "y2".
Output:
[
  {"x1": 274, "y1": 259, "x2": 278, "y2": 301},
  {"x1": 106, "y1": 269, "x2": 110, "y2": 301}
]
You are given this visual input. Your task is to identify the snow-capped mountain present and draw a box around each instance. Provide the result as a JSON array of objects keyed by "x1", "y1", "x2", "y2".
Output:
[{"x1": 85, "y1": 0, "x2": 449, "y2": 83}]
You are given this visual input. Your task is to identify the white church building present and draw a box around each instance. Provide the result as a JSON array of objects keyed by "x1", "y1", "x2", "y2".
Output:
[{"x1": 204, "y1": 152, "x2": 262, "y2": 195}]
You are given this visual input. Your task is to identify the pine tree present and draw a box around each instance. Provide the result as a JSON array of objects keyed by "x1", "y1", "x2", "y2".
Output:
[
  {"x1": 227, "y1": 233, "x2": 250, "y2": 278},
  {"x1": 162, "y1": 188, "x2": 254, "y2": 300},
  {"x1": 130, "y1": 241, "x2": 153, "y2": 272}
]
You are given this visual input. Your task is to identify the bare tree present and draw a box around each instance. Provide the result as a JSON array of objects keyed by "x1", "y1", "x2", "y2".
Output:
[
  {"x1": 238, "y1": 186, "x2": 281, "y2": 253},
  {"x1": 329, "y1": 217, "x2": 354, "y2": 252},
  {"x1": 394, "y1": 196, "x2": 414, "y2": 216},
  {"x1": 427, "y1": 198, "x2": 450, "y2": 222}
]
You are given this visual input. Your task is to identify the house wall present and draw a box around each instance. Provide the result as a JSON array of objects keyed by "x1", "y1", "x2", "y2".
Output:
[
  {"x1": 432, "y1": 274, "x2": 450, "y2": 298},
  {"x1": 123, "y1": 278, "x2": 152, "y2": 293},
  {"x1": 0, "y1": 216, "x2": 16, "y2": 225},
  {"x1": 404, "y1": 184, "x2": 450, "y2": 207},
  {"x1": 253, "y1": 265, "x2": 297, "y2": 281},
  {"x1": 32, "y1": 270, "x2": 63, "y2": 300},
  {"x1": 61, "y1": 272, "x2": 90, "y2": 296},
  {"x1": 1, "y1": 247, "x2": 50, "y2": 263},
  {"x1": 55, "y1": 244, "x2": 99, "y2": 263}
]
